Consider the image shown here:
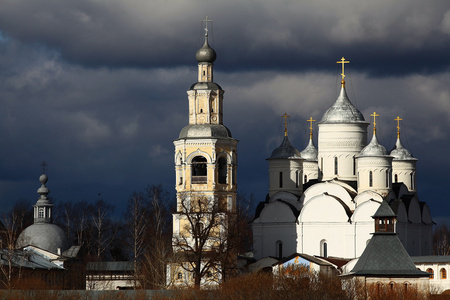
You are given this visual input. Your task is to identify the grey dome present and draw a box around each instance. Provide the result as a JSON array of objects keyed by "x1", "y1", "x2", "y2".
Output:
[
  {"x1": 195, "y1": 38, "x2": 216, "y2": 63},
  {"x1": 16, "y1": 223, "x2": 69, "y2": 254},
  {"x1": 390, "y1": 138, "x2": 416, "y2": 160},
  {"x1": 269, "y1": 136, "x2": 302, "y2": 159},
  {"x1": 320, "y1": 87, "x2": 366, "y2": 124},
  {"x1": 359, "y1": 134, "x2": 388, "y2": 157},
  {"x1": 189, "y1": 82, "x2": 222, "y2": 90},
  {"x1": 300, "y1": 139, "x2": 318, "y2": 161},
  {"x1": 178, "y1": 124, "x2": 232, "y2": 139}
]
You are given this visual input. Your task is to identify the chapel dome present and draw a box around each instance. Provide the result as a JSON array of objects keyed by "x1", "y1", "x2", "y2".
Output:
[
  {"x1": 320, "y1": 87, "x2": 365, "y2": 124},
  {"x1": 195, "y1": 38, "x2": 216, "y2": 63},
  {"x1": 16, "y1": 223, "x2": 69, "y2": 254},
  {"x1": 178, "y1": 124, "x2": 232, "y2": 139},
  {"x1": 359, "y1": 134, "x2": 388, "y2": 157},
  {"x1": 269, "y1": 136, "x2": 302, "y2": 159},
  {"x1": 390, "y1": 138, "x2": 416, "y2": 160},
  {"x1": 300, "y1": 139, "x2": 318, "y2": 161}
]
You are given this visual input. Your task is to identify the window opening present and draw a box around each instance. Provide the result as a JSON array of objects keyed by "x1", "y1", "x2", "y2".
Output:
[
  {"x1": 334, "y1": 157, "x2": 338, "y2": 175},
  {"x1": 441, "y1": 268, "x2": 447, "y2": 279},
  {"x1": 369, "y1": 171, "x2": 373, "y2": 187},
  {"x1": 218, "y1": 157, "x2": 227, "y2": 184},
  {"x1": 192, "y1": 156, "x2": 207, "y2": 183},
  {"x1": 279, "y1": 172, "x2": 283, "y2": 188},
  {"x1": 395, "y1": 174, "x2": 398, "y2": 183},
  {"x1": 427, "y1": 268, "x2": 434, "y2": 279}
]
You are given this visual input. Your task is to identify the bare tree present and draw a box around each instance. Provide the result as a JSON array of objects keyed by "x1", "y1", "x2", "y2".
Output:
[
  {"x1": 171, "y1": 193, "x2": 232, "y2": 288},
  {"x1": 433, "y1": 223, "x2": 450, "y2": 255},
  {"x1": 89, "y1": 199, "x2": 116, "y2": 261}
]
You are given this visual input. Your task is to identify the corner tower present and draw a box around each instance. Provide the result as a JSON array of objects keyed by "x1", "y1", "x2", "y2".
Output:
[{"x1": 173, "y1": 24, "x2": 238, "y2": 224}]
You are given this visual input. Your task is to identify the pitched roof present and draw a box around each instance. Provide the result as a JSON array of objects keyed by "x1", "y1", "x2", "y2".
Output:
[
  {"x1": 373, "y1": 200, "x2": 396, "y2": 218},
  {"x1": 349, "y1": 234, "x2": 429, "y2": 277}
]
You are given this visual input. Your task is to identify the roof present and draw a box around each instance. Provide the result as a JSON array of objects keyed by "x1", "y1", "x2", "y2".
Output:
[
  {"x1": 411, "y1": 256, "x2": 450, "y2": 264},
  {"x1": 390, "y1": 138, "x2": 417, "y2": 161},
  {"x1": 319, "y1": 87, "x2": 366, "y2": 124},
  {"x1": 0, "y1": 249, "x2": 64, "y2": 270},
  {"x1": 373, "y1": 200, "x2": 396, "y2": 218},
  {"x1": 359, "y1": 134, "x2": 388, "y2": 157},
  {"x1": 86, "y1": 261, "x2": 134, "y2": 272},
  {"x1": 300, "y1": 139, "x2": 318, "y2": 161},
  {"x1": 178, "y1": 124, "x2": 232, "y2": 139},
  {"x1": 268, "y1": 136, "x2": 302, "y2": 159},
  {"x1": 348, "y1": 234, "x2": 429, "y2": 277}
]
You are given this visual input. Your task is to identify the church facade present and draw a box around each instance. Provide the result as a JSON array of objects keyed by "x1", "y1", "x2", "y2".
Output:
[{"x1": 252, "y1": 60, "x2": 433, "y2": 260}]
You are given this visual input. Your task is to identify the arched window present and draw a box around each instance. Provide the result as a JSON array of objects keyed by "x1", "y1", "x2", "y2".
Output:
[
  {"x1": 441, "y1": 268, "x2": 447, "y2": 279},
  {"x1": 334, "y1": 157, "x2": 338, "y2": 175},
  {"x1": 304, "y1": 174, "x2": 308, "y2": 184},
  {"x1": 38, "y1": 207, "x2": 45, "y2": 219},
  {"x1": 369, "y1": 171, "x2": 373, "y2": 187},
  {"x1": 192, "y1": 156, "x2": 207, "y2": 183},
  {"x1": 218, "y1": 157, "x2": 227, "y2": 184},
  {"x1": 427, "y1": 268, "x2": 434, "y2": 279},
  {"x1": 320, "y1": 240, "x2": 328, "y2": 257},
  {"x1": 386, "y1": 170, "x2": 389, "y2": 187},
  {"x1": 177, "y1": 272, "x2": 183, "y2": 280},
  {"x1": 295, "y1": 171, "x2": 299, "y2": 188},
  {"x1": 394, "y1": 174, "x2": 398, "y2": 183},
  {"x1": 276, "y1": 240, "x2": 283, "y2": 259},
  {"x1": 353, "y1": 156, "x2": 356, "y2": 175},
  {"x1": 411, "y1": 172, "x2": 415, "y2": 190},
  {"x1": 279, "y1": 172, "x2": 283, "y2": 188}
]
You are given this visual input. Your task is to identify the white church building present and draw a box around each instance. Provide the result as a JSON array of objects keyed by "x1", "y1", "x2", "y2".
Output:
[{"x1": 252, "y1": 61, "x2": 433, "y2": 261}]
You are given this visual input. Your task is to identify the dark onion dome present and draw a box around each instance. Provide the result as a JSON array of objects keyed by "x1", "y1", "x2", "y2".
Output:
[
  {"x1": 178, "y1": 124, "x2": 232, "y2": 139},
  {"x1": 269, "y1": 136, "x2": 302, "y2": 159},
  {"x1": 195, "y1": 37, "x2": 216, "y2": 63},
  {"x1": 320, "y1": 87, "x2": 366, "y2": 124},
  {"x1": 359, "y1": 134, "x2": 388, "y2": 157},
  {"x1": 16, "y1": 223, "x2": 69, "y2": 254},
  {"x1": 390, "y1": 138, "x2": 416, "y2": 160},
  {"x1": 300, "y1": 139, "x2": 318, "y2": 161}
]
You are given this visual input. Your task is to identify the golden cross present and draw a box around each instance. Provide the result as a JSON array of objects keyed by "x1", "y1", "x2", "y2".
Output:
[
  {"x1": 395, "y1": 116, "x2": 402, "y2": 139},
  {"x1": 202, "y1": 16, "x2": 213, "y2": 36},
  {"x1": 336, "y1": 57, "x2": 350, "y2": 87},
  {"x1": 307, "y1": 117, "x2": 316, "y2": 140},
  {"x1": 371, "y1": 111, "x2": 379, "y2": 135},
  {"x1": 282, "y1": 113, "x2": 290, "y2": 136}
]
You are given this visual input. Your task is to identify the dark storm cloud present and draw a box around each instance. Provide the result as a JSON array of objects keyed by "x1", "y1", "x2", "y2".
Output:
[{"x1": 1, "y1": 0, "x2": 450, "y2": 75}]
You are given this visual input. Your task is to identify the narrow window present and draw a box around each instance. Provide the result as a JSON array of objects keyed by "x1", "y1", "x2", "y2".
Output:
[
  {"x1": 38, "y1": 207, "x2": 44, "y2": 218},
  {"x1": 218, "y1": 157, "x2": 227, "y2": 184},
  {"x1": 386, "y1": 170, "x2": 389, "y2": 187},
  {"x1": 200, "y1": 108, "x2": 203, "y2": 113},
  {"x1": 276, "y1": 241, "x2": 283, "y2": 259},
  {"x1": 279, "y1": 172, "x2": 283, "y2": 188},
  {"x1": 394, "y1": 174, "x2": 398, "y2": 183},
  {"x1": 179, "y1": 177, "x2": 183, "y2": 185},
  {"x1": 295, "y1": 171, "x2": 299, "y2": 188},
  {"x1": 203, "y1": 70, "x2": 205, "y2": 76},
  {"x1": 334, "y1": 157, "x2": 338, "y2": 175},
  {"x1": 441, "y1": 268, "x2": 447, "y2": 279},
  {"x1": 353, "y1": 156, "x2": 356, "y2": 175},
  {"x1": 323, "y1": 242, "x2": 328, "y2": 257},
  {"x1": 369, "y1": 171, "x2": 373, "y2": 187},
  {"x1": 321, "y1": 157, "x2": 323, "y2": 171},
  {"x1": 411, "y1": 173, "x2": 415, "y2": 189},
  {"x1": 177, "y1": 273, "x2": 182, "y2": 280},
  {"x1": 304, "y1": 174, "x2": 307, "y2": 184},
  {"x1": 427, "y1": 268, "x2": 434, "y2": 279}
]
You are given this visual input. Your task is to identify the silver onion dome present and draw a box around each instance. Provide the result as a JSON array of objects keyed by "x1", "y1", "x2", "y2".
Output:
[
  {"x1": 390, "y1": 138, "x2": 416, "y2": 160},
  {"x1": 320, "y1": 87, "x2": 365, "y2": 124},
  {"x1": 269, "y1": 136, "x2": 302, "y2": 159},
  {"x1": 360, "y1": 134, "x2": 388, "y2": 156},
  {"x1": 300, "y1": 139, "x2": 318, "y2": 161},
  {"x1": 195, "y1": 36, "x2": 216, "y2": 63}
]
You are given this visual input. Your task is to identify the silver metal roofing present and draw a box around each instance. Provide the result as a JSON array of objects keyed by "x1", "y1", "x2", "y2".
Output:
[
  {"x1": 390, "y1": 138, "x2": 417, "y2": 161},
  {"x1": 268, "y1": 136, "x2": 302, "y2": 159},
  {"x1": 189, "y1": 82, "x2": 222, "y2": 90},
  {"x1": 16, "y1": 223, "x2": 70, "y2": 255},
  {"x1": 373, "y1": 200, "x2": 396, "y2": 218},
  {"x1": 0, "y1": 248, "x2": 64, "y2": 270},
  {"x1": 359, "y1": 134, "x2": 388, "y2": 157},
  {"x1": 195, "y1": 36, "x2": 216, "y2": 63},
  {"x1": 320, "y1": 87, "x2": 366, "y2": 124},
  {"x1": 300, "y1": 138, "x2": 318, "y2": 161},
  {"x1": 178, "y1": 124, "x2": 232, "y2": 139},
  {"x1": 349, "y1": 234, "x2": 429, "y2": 277}
]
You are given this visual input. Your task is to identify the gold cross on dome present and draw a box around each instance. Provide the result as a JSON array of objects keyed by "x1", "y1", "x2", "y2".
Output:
[
  {"x1": 202, "y1": 16, "x2": 213, "y2": 36},
  {"x1": 282, "y1": 113, "x2": 290, "y2": 136},
  {"x1": 395, "y1": 116, "x2": 402, "y2": 139},
  {"x1": 336, "y1": 57, "x2": 350, "y2": 87},
  {"x1": 371, "y1": 111, "x2": 379, "y2": 135},
  {"x1": 307, "y1": 117, "x2": 316, "y2": 139}
]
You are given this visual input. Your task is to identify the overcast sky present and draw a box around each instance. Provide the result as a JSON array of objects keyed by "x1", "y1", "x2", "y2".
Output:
[{"x1": 0, "y1": 0, "x2": 449, "y2": 224}]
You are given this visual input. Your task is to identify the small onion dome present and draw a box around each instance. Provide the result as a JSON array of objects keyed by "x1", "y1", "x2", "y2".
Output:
[
  {"x1": 195, "y1": 37, "x2": 216, "y2": 63},
  {"x1": 320, "y1": 87, "x2": 365, "y2": 124},
  {"x1": 300, "y1": 139, "x2": 318, "y2": 161},
  {"x1": 269, "y1": 136, "x2": 302, "y2": 159},
  {"x1": 16, "y1": 223, "x2": 69, "y2": 254},
  {"x1": 360, "y1": 134, "x2": 388, "y2": 157},
  {"x1": 390, "y1": 138, "x2": 416, "y2": 160}
]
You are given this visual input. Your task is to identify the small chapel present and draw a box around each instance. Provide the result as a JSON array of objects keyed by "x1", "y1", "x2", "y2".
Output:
[{"x1": 252, "y1": 58, "x2": 433, "y2": 261}]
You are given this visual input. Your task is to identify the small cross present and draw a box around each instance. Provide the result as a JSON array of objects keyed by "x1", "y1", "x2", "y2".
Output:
[
  {"x1": 336, "y1": 57, "x2": 350, "y2": 86},
  {"x1": 307, "y1": 117, "x2": 316, "y2": 139},
  {"x1": 282, "y1": 113, "x2": 290, "y2": 136},
  {"x1": 371, "y1": 112, "x2": 379, "y2": 135},
  {"x1": 201, "y1": 16, "x2": 213, "y2": 36},
  {"x1": 41, "y1": 161, "x2": 48, "y2": 174},
  {"x1": 395, "y1": 116, "x2": 402, "y2": 139}
]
